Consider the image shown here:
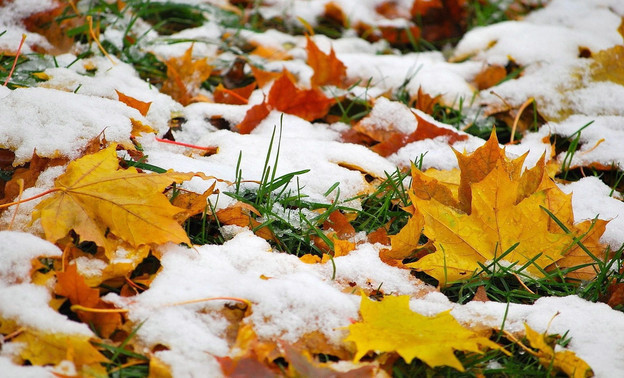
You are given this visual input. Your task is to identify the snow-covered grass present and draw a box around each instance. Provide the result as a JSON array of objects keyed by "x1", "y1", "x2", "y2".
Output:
[{"x1": 1, "y1": 0, "x2": 624, "y2": 376}]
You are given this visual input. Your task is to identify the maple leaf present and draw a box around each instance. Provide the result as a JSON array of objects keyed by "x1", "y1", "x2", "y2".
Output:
[
  {"x1": 404, "y1": 132, "x2": 608, "y2": 285},
  {"x1": 213, "y1": 82, "x2": 256, "y2": 105},
  {"x1": 306, "y1": 36, "x2": 347, "y2": 88},
  {"x1": 115, "y1": 90, "x2": 152, "y2": 116},
  {"x1": 55, "y1": 263, "x2": 122, "y2": 338},
  {"x1": 237, "y1": 101, "x2": 272, "y2": 134},
  {"x1": 370, "y1": 111, "x2": 468, "y2": 157},
  {"x1": 345, "y1": 293, "x2": 503, "y2": 371},
  {"x1": 523, "y1": 324, "x2": 592, "y2": 378},
  {"x1": 267, "y1": 73, "x2": 334, "y2": 121},
  {"x1": 161, "y1": 45, "x2": 213, "y2": 106},
  {"x1": 33, "y1": 144, "x2": 196, "y2": 252},
  {"x1": 13, "y1": 330, "x2": 107, "y2": 372}
]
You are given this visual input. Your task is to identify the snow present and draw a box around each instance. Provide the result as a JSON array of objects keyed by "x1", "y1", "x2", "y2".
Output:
[{"x1": 1, "y1": 0, "x2": 624, "y2": 376}]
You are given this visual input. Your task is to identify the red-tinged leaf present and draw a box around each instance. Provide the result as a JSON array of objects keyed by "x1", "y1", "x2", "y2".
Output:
[
  {"x1": 267, "y1": 73, "x2": 334, "y2": 121},
  {"x1": 250, "y1": 65, "x2": 284, "y2": 88},
  {"x1": 116, "y1": 90, "x2": 152, "y2": 116},
  {"x1": 306, "y1": 36, "x2": 347, "y2": 88},
  {"x1": 213, "y1": 82, "x2": 256, "y2": 105},
  {"x1": 237, "y1": 101, "x2": 272, "y2": 134},
  {"x1": 411, "y1": 0, "x2": 443, "y2": 15},
  {"x1": 372, "y1": 112, "x2": 468, "y2": 157},
  {"x1": 217, "y1": 356, "x2": 277, "y2": 378}
]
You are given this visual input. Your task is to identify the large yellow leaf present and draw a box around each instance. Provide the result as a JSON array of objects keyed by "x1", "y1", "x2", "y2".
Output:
[
  {"x1": 33, "y1": 144, "x2": 195, "y2": 251},
  {"x1": 13, "y1": 330, "x2": 107, "y2": 370},
  {"x1": 405, "y1": 132, "x2": 607, "y2": 285},
  {"x1": 345, "y1": 293, "x2": 503, "y2": 371},
  {"x1": 523, "y1": 324, "x2": 592, "y2": 378}
]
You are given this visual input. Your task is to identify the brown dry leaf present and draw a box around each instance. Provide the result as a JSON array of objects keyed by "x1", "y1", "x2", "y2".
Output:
[
  {"x1": 323, "y1": 210, "x2": 356, "y2": 238},
  {"x1": 161, "y1": 45, "x2": 213, "y2": 106},
  {"x1": 306, "y1": 36, "x2": 347, "y2": 88},
  {"x1": 411, "y1": 87, "x2": 442, "y2": 115},
  {"x1": 267, "y1": 73, "x2": 334, "y2": 121},
  {"x1": 0, "y1": 152, "x2": 67, "y2": 207},
  {"x1": 171, "y1": 182, "x2": 216, "y2": 222},
  {"x1": 345, "y1": 293, "x2": 503, "y2": 371},
  {"x1": 22, "y1": 2, "x2": 82, "y2": 54},
  {"x1": 116, "y1": 90, "x2": 152, "y2": 116},
  {"x1": 473, "y1": 64, "x2": 507, "y2": 90},
  {"x1": 33, "y1": 144, "x2": 197, "y2": 252},
  {"x1": 216, "y1": 202, "x2": 275, "y2": 241},
  {"x1": 283, "y1": 342, "x2": 376, "y2": 377}
]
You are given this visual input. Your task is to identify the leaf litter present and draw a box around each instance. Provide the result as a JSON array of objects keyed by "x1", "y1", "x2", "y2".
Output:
[{"x1": 0, "y1": 0, "x2": 624, "y2": 377}]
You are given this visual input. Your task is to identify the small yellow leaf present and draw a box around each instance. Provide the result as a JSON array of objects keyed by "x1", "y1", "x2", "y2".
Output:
[
  {"x1": 524, "y1": 324, "x2": 592, "y2": 378},
  {"x1": 345, "y1": 293, "x2": 503, "y2": 371}
]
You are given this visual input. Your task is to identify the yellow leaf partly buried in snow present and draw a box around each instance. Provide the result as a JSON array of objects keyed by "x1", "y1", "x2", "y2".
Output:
[
  {"x1": 523, "y1": 324, "x2": 592, "y2": 378},
  {"x1": 405, "y1": 132, "x2": 608, "y2": 285},
  {"x1": 345, "y1": 293, "x2": 503, "y2": 371},
  {"x1": 13, "y1": 330, "x2": 107, "y2": 373},
  {"x1": 33, "y1": 144, "x2": 197, "y2": 252}
]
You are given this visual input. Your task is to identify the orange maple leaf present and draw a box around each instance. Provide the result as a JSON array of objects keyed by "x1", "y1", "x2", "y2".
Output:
[
  {"x1": 237, "y1": 101, "x2": 272, "y2": 134},
  {"x1": 267, "y1": 73, "x2": 334, "y2": 121},
  {"x1": 161, "y1": 45, "x2": 213, "y2": 106},
  {"x1": 33, "y1": 144, "x2": 198, "y2": 252},
  {"x1": 370, "y1": 111, "x2": 468, "y2": 157},
  {"x1": 305, "y1": 36, "x2": 347, "y2": 88},
  {"x1": 55, "y1": 264, "x2": 122, "y2": 338},
  {"x1": 115, "y1": 90, "x2": 152, "y2": 116}
]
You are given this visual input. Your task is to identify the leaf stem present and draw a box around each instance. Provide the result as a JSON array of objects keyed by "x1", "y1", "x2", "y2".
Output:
[
  {"x1": 0, "y1": 188, "x2": 59, "y2": 209},
  {"x1": 155, "y1": 137, "x2": 218, "y2": 153},
  {"x1": 71, "y1": 305, "x2": 129, "y2": 313},
  {"x1": 3, "y1": 34, "x2": 26, "y2": 87}
]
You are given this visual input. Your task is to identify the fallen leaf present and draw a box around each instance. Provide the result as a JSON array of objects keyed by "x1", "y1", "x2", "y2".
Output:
[
  {"x1": 216, "y1": 202, "x2": 275, "y2": 241},
  {"x1": 237, "y1": 101, "x2": 272, "y2": 134},
  {"x1": 55, "y1": 263, "x2": 122, "y2": 338},
  {"x1": 249, "y1": 65, "x2": 283, "y2": 88},
  {"x1": 523, "y1": 324, "x2": 593, "y2": 378},
  {"x1": 161, "y1": 45, "x2": 213, "y2": 105},
  {"x1": 267, "y1": 73, "x2": 334, "y2": 121},
  {"x1": 404, "y1": 132, "x2": 607, "y2": 285},
  {"x1": 473, "y1": 64, "x2": 507, "y2": 90},
  {"x1": 33, "y1": 144, "x2": 196, "y2": 252},
  {"x1": 116, "y1": 90, "x2": 152, "y2": 116},
  {"x1": 13, "y1": 330, "x2": 107, "y2": 371},
  {"x1": 345, "y1": 293, "x2": 503, "y2": 371},
  {"x1": 590, "y1": 45, "x2": 624, "y2": 85},
  {"x1": 371, "y1": 111, "x2": 468, "y2": 157},
  {"x1": 306, "y1": 36, "x2": 347, "y2": 88},
  {"x1": 213, "y1": 82, "x2": 256, "y2": 105}
]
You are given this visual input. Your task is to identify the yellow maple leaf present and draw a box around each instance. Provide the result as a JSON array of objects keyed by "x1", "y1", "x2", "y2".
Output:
[
  {"x1": 33, "y1": 144, "x2": 196, "y2": 252},
  {"x1": 13, "y1": 330, "x2": 107, "y2": 371},
  {"x1": 345, "y1": 293, "x2": 504, "y2": 371},
  {"x1": 405, "y1": 132, "x2": 607, "y2": 285},
  {"x1": 161, "y1": 45, "x2": 213, "y2": 106},
  {"x1": 523, "y1": 324, "x2": 592, "y2": 378}
]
